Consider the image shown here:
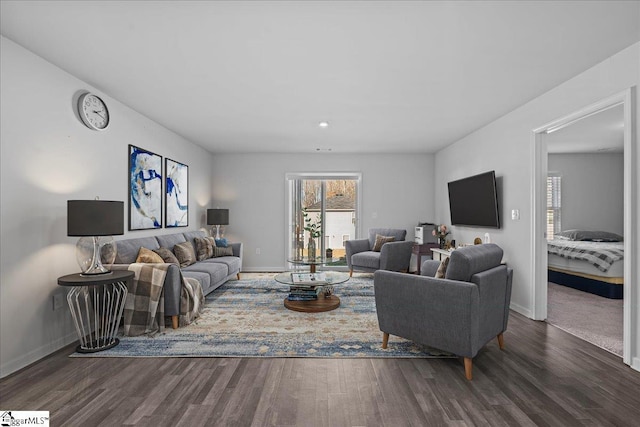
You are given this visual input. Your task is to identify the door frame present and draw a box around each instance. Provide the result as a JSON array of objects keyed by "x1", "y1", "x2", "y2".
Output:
[
  {"x1": 284, "y1": 172, "x2": 362, "y2": 269},
  {"x1": 530, "y1": 88, "x2": 636, "y2": 366}
]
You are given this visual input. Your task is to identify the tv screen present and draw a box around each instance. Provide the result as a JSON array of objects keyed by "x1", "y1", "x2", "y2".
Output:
[{"x1": 448, "y1": 171, "x2": 500, "y2": 228}]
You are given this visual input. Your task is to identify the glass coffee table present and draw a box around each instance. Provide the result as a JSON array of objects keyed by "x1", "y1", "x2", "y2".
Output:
[
  {"x1": 274, "y1": 270, "x2": 350, "y2": 313},
  {"x1": 287, "y1": 256, "x2": 338, "y2": 273}
]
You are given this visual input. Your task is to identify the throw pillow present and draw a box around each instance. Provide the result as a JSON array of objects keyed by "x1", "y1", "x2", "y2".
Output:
[
  {"x1": 194, "y1": 237, "x2": 214, "y2": 261},
  {"x1": 214, "y1": 246, "x2": 234, "y2": 257},
  {"x1": 372, "y1": 234, "x2": 395, "y2": 252},
  {"x1": 215, "y1": 238, "x2": 228, "y2": 248},
  {"x1": 173, "y1": 241, "x2": 197, "y2": 267},
  {"x1": 153, "y1": 247, "x2": 180, "y2": 265},
  {"x1": 135, "y1": 247, "x2": 165, "y2": 264},
  {"x1": 435, "y1": 257, "x2": 450, "y2": 279}
]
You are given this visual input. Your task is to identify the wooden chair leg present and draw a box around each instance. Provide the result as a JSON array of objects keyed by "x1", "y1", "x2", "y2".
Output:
[
  {"x1": 382, "y1": 332, "x2": 389, "y2": 349},
  {"x1": 172, "y1": 315, "x2": 179, "y2": 329},
  {"x1": 497, "y1": 333, "x2": 504, "y2": 350},
  {"x1": 349, "y1": 269, "x2": 353, "y2": 277},
  {"x1": 237, "y1": 273, "x2": 241, "y2": 280},
  {"x1": 463, "y1": 357, "x2": 473, "y2": 380}
]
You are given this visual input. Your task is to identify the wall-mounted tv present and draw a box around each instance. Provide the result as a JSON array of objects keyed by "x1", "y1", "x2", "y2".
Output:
[{"x1": 448, "y1": 171, "x2": 500, "y2": 228}]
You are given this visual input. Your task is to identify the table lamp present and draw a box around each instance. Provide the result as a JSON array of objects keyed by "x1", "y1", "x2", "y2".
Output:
[
  {"x1": 68, "y1": 199, "x2": 124, "y2": 275},
  {"x1": 207, "y1": 208, "x2": 229, "y2": 239}
]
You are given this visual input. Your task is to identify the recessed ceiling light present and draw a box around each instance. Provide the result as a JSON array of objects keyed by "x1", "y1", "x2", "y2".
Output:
[{"x1": 318, "y1": 121, "x2": 329, "y2": 128}]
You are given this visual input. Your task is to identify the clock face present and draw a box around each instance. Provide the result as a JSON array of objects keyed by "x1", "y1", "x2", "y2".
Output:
[{"x1": 78, "y1": 93, "x2": 109, "y2": 130}]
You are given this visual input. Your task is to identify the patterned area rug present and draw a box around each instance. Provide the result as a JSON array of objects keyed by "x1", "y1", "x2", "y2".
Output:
[{"x1": 71, "y1": 273, "x2": 453, "y2": 358}]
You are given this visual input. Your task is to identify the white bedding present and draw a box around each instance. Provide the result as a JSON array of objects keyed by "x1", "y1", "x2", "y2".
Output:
[{"x1": 547, "y1": 239, "x2": 624, "y2": 278}]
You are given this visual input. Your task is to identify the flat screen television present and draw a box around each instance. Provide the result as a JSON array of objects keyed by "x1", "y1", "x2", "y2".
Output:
[{"x1": 447, "y1": 171, "x2": 500, "y2": 228}]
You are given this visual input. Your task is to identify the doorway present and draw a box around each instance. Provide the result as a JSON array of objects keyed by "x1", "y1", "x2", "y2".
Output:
[
  {"x1": 544, "y1": 104, "x2": 624, "y2": 356},
  {"x1": 531, "y1": 89, "x2": 636, "y2": 366},
  {"x1": 285, "y1": 173, "x2": 361, "y2": 270}
]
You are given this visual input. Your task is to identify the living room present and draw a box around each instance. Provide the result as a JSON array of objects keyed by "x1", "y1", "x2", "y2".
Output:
[{"x1": 2, "y1": 1, "x2": 640, "y2": 424}]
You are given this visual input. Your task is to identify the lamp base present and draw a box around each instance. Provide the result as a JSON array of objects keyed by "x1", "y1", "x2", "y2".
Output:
[{"x1": 76, "y1": 236, "x2": 116, "y2": 275}]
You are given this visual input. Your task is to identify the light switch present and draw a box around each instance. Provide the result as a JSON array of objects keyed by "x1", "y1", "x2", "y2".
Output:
[{"x1": 511, "y1": 209, "x2": 520, "y2": 220}]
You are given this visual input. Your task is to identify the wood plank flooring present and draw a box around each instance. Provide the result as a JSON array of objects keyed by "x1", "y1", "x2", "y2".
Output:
[{"x1": 2, "y1": 312, "x2": 640, "y2": 426}]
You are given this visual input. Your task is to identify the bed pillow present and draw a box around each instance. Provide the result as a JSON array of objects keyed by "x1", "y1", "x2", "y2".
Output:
[{"x1": 555, "y1": 229, "x2": 623, "y2": 242}]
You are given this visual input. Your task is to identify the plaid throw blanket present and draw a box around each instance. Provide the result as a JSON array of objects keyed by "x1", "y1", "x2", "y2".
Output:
[
  {"x1": 547, "y1": 240, "x2": 624, "y2": 273},
  {"x1": 115, "y1": 264, "x2": 204, "y2": 336}
]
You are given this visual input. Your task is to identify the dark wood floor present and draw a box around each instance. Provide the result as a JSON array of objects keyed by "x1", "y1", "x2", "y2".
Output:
[{"x1": 2, "y1": 312, "x2": 640, "y2": 426}]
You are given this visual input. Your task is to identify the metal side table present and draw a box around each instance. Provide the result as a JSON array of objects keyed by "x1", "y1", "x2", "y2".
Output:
[{"x1": 58, "y1": 270, "x2": 133, "y2": 353}]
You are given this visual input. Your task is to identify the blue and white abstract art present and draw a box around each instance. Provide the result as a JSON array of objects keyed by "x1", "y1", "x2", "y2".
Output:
[
  {"x1": 129, "y1": 145, "x2": 162, "y2": 230},
  {"x1": 165, "y1": 158, "x2": 188, "y2": 227}
]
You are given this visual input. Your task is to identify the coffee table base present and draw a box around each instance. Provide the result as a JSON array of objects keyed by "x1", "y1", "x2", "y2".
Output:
[{"x1": 284, "y1": 295, "x2": 340, "y2": 312}]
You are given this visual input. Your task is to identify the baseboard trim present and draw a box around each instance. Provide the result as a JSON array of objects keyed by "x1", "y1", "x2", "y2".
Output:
[
  {"x1": 241, "y1": 267, "x2": 285, "y2": 273},
  {"x1": 510, "y1": 302, "x2": 532, "y2": 318},
  {"x1": 0, "y1": 331, "x2": 77, "y2": 379},
  {"x1": 631, "y1": 356, "x2": 640, "y2": 373}
]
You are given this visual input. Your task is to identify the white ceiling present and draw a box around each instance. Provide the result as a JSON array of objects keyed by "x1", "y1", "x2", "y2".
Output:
[
  {"x1": 1, "y1": 1, "x2": 639, "y2": 154},
  {"x1": 546, "y1": 104, "x2": 625, "y2": 154}
]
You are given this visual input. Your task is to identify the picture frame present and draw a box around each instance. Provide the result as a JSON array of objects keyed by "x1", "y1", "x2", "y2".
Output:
[
  {"x1": 128, "y1": 145, "x2": 162, "y2": 230},
  {"x1": 165, "y1": 158, "x2": 189, "y2": 228}
]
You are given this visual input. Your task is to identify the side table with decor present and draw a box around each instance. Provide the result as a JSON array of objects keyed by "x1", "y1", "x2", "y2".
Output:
[{"x1": 58, "y1": 270, "x2": 133, "y2": 353}]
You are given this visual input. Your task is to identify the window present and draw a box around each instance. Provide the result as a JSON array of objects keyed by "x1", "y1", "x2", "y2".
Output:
[{"x1": 546, "y1": 173, "x2": 561, "y2": 240}]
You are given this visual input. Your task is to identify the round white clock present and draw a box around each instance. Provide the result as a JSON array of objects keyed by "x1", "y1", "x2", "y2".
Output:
[{"x1": 78, "y1": 92, "x2": 109, "y2": 130}]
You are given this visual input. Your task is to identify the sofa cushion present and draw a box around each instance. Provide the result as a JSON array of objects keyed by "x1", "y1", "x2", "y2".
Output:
[
  {"x1": 214, "y1": 246, "x2": 234, "y2": 257},
  {"x1": 372, "y1": 234, "x2": 395, "y2": 252},
  {"x1": 445, "y1": 243, "x2": 503, "y2": 282},
  {"x1": 194, "y1": 237, "x2": 215, "y2": 261},
  {"x1": 351, "y1": 251, "x2": 381, "y2": 269},
  {"x1": 181, "y1": 271, "x2": 212, "y2": 294},
  {"x1": 156, "y1": 233, "x2": 187, "y2": 251},
  {"x1": 200, "y1": 256, "x2": 241, "y2": 274},
  {"x1": 153, "y1": 248, "x2": 180, "y2": 265},
  {"x1": 435, "y1": 257, "x2": 450, "y2": 278},
  {"x1": 136, "y1": 247, "x2": 164, "y2": 263},
  {"x1": 368, "y1": 228, "x2": 406, "y2": 249},
  {"x1": 182, "y1": 262, "x2": 228, "y2": 287},
  {"x1": 115, "y1": 237, "x2": 160, "y2": 264},
  {"x1": 173, "y1": 241, "x2": 196, "y2": 267}
]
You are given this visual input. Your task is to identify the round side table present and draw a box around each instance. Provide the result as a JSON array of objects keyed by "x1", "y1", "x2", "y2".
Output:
[{"x1": 58, "y1": 270, "x2": 133, "y2": 353}]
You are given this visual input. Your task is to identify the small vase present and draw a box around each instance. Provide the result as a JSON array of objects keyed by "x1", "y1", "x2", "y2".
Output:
[
  {"x1": 308, "y1": 237, "x2": 316, "y2": 260},
  {"x1": 439, "y1": 237, "x2": 446, "y2": 249}
]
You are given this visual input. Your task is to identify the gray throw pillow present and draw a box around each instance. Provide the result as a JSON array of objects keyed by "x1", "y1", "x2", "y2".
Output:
[
  {"x1": 214, "y1": 246, "x2": 234, "y2": 257},
  {"x1": 372, "y1": 234, "x2": 395, "y2": 252},
  {"x1": 153, "y1": 247, "x2": 180, "y2": 265},
  {"x1": 173, "y1": 241, "x2": 196, "y2": 267}
]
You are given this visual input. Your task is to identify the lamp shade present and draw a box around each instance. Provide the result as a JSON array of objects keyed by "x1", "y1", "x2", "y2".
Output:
[
  {"x1": 207, "y1": 208, "x2": 229, "y2": 225},
  {"x1": 68, "y1": 200, "x2": 124, "y2": 236}
]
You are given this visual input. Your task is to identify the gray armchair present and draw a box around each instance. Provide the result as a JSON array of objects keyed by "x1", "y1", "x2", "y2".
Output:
[
  {"x1": 345, "y1": 228, "x2": 414, "y2": 276},
  {"x1": 373, "y1": 243, "x2": 513, "y2": 380}
]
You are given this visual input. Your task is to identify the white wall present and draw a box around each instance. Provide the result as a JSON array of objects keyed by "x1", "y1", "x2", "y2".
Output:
[
  {"x1": 0, "y1": 37, "x2": 214, "y2": 377},
  {"x1": 548, "y1": 153, "x2": 624, "y2": 235},
  {"x1": 211, "y1": 153, "x2": 434, "y2": 271},
  {"x1": 433, "y1": 43, "x2": 639, "y2": 369}
]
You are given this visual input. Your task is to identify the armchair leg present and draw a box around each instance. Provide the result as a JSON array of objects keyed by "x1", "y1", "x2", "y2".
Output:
[
  {"x1": 497, "y1": 333, "x2": 504, "y2": 350},
  {"x1": 172, "y1": 315, "x2": 179, "y2": 329},
  {"x1": 349, "y1": 269, "x2": 353, "y2": 277},
  {"x1": 382, "y1": 332, "x2": 389, "y2": 349},
  {"x1": 463, "y1": 357, "x2": 473, "y2": 380},
  {"x1": 237, "y1": 273, "x2": 241, "y2": 280}
]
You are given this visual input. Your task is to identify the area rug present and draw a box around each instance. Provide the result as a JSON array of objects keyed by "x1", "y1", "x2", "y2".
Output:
[{"x1": 71, "y1": 273, "x2": 454, "y2": 358}]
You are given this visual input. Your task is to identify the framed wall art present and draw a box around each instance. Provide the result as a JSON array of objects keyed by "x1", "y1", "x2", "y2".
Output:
[
  {"x1": 165, "y1": 158, "x2": 189, "y2": 227},
  {"x1": 128, "y1": 145, "x2": 162, "y2": 230}
]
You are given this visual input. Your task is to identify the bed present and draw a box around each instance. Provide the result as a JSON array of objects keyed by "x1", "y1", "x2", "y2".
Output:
[{"x1": 547, "y1": 230, "x2": 624, "y2": 299}]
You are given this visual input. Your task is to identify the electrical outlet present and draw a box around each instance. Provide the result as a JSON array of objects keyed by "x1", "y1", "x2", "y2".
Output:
[
  {"x1": 255, "y1": 248, "x2": 261, "y2": 255},
  {"x1": 511, "y1": 209, "x2": 520, "y2": 220},
  {"x1": 53, "y1": 293, "x2": 65, "y2": 311}
]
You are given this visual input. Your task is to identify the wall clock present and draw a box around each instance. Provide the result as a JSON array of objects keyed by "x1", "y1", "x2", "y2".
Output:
[{"x1": 77, "y1": 92, "x2": 109, "y2": 130}]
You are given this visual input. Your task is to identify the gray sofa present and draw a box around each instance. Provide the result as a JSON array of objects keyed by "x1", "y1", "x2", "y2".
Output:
[
  {"x1": 373, "y1": 243, "x2": 512, "y2": 380},
  {"x1": 114, "y1": 230, "x2": 242, "y2": 328}
]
